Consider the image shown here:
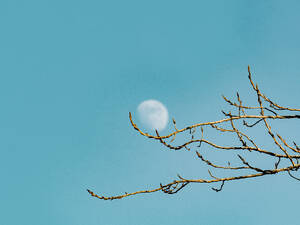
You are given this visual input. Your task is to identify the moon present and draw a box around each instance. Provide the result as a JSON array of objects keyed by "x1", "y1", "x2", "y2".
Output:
[{"x1": 137, "y1": 99, "x2": 169, "y2": 131}]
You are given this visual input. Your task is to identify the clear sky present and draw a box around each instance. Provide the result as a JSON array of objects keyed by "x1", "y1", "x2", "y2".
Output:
[{"x1": 1, "y1": 1, "x2": 300, "y2": 225}]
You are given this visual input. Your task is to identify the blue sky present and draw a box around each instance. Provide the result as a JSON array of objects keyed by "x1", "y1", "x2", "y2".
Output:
[{"x1": 1, "y1": 1, "x2": 300, "y2": 224}]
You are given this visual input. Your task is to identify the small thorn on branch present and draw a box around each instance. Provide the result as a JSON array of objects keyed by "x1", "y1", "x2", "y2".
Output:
[{"x1": 172, "y1": 118, "x2": 176, "y2": 125}]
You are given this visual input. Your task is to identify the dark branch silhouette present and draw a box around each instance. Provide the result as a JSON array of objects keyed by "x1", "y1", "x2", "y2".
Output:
[{"x1": 87, "y1": 66, "x2": 300, "y2": 200}]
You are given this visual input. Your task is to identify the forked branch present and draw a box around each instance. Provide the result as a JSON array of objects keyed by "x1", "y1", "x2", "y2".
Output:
[{"x1": 87, "y1": 66, "x2": 300, "y2": 200}]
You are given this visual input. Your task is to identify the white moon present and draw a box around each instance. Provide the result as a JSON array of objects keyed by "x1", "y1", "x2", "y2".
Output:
[{"x1": 137, "y1": 99, "x2": 169, "y2": 131}]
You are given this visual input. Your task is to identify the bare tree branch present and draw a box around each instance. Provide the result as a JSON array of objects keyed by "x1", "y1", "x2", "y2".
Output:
[{"x1": 87, "y1": 66, "x2": 300, "y2": 200}]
